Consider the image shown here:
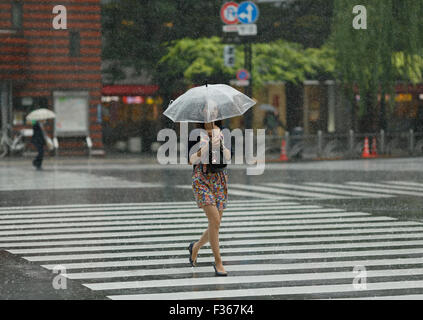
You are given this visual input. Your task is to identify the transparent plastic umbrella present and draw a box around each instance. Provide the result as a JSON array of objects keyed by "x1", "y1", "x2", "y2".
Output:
[
  {"x1": 26, "y1": 108, "x2": 56, "y2": 121},
  {"x1": 259, "y1": 104, "x2": 277, "y2": 112},
  {"x1": 163, "y1": 84, "x2": 256, "y2": 123}
]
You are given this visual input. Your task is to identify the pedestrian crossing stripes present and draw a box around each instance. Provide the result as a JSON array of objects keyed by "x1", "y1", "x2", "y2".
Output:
[
  {"x1": 1, "y1": 200, "x2": 423, "y2": 300},
  {"x1": 176, "y1": 180, "x2": 423, "y2": 200}
]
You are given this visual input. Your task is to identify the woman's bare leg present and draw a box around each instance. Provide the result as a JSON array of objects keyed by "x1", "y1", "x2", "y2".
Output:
[
  {"x1": 205, "y1": 205, "x2": 225, "y2": 273},
  {"x1": 192, "y1": 206, "x2": 224, "y2": 272}
]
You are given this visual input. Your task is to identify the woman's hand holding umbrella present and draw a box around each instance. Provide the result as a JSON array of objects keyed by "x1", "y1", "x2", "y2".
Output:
[{"x1": 211, "y1": 129, "x2": 221, "y2": 147}]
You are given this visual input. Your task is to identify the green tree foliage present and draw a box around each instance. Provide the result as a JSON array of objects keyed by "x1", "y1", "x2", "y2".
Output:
[
  {"x1": 155, "y1": 37, "x2": 335, "y2": 93},
  {"x1": 332, "y1": 0, "x2": 423, "y2": 131},
  {"x1": 101, "y1": 0, "x2": 335, "y2": 83},
  {"x1": 254, "y1": 41, "x2": 335, "y2": 85}
]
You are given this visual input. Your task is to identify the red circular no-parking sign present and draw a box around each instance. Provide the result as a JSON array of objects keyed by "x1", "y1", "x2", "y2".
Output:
[
  {"x1": 236, "y1": 69, "x2": 250, "y2": 81},
  {"x1": 220, "y1": 2, "x2": 239, "y2": 25}
]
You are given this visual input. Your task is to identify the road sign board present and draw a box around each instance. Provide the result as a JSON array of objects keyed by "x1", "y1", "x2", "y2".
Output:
[
  {"x1": 236, "y1": 69, "x2": 250, "y2": 80},
  {"x1": 237, "y1": 1, "x2": 259, "y2": 24},
  {"x1": 237, "y1": 24, "x2": 257, "y2": 36},
  {"x1": 220, "y1": 2, "x2": 239, "y2": 25},
  {"x1": 222, "y1": 24, "x2": 238, "y2": 32},
  {"x1": 230, "y1": 79, "x2": 250, "y2": 87}
]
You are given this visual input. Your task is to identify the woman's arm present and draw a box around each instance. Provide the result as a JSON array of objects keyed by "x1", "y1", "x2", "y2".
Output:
[
  {"x1": 189, "y1": 139, "x2": 209, "y2": 165},
  {"x1": 219, "y1": 135, "x2": 232, "y2": 162},
  {"x1": 221, "y1": 145, "x2": 231, "y2": 162}
]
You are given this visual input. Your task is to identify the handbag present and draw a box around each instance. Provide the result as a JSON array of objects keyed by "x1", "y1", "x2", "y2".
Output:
[
  {"x1": 45, "y1": 136, "x2": 54, "y2": 151},
  {"x1": 39, "y1": 122, "x2": 54, "y2": 151},
  {"x1": 209, "y1": 140, "x2": 227, "y2": 173}
]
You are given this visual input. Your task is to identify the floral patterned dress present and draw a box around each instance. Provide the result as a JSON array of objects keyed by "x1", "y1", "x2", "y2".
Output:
[{"x1": 192, "y1": 164, "x2": 228, "y2": 211}]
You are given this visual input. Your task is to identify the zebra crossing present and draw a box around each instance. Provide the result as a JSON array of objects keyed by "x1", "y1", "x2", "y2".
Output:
[
  {"x1": 178, "y1": 180, "x2": 423, "y2": 200},
  {"x1": 1, "y1": 199, "x2": 423, "y2": 299}
]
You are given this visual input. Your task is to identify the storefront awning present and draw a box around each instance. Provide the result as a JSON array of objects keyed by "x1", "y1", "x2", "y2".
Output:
[{"x1": 102, "y1": 85, "x2": 159, "y2": 96}]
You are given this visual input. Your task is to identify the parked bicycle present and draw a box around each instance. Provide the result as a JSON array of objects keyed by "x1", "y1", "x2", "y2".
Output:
[{"x1": 0, "y1": 125, "x2": 26, "y2": 158}]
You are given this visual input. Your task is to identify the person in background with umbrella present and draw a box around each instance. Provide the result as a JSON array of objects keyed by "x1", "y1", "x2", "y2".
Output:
[
  {"x1": 26, "y1": 108, "x2": 55, "y2": 171},
  {"x1": 261, "y1": 104, "x2": 286, "y2": 136},
  {"x1": 164, "y1": 84, "x2": 256, "y2": 277},
  {"x1": 31, "y1": 120, "x2": 46, "y2": 170}
]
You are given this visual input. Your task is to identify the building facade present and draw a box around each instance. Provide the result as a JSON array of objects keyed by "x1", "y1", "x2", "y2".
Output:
[{"x1": 0, "y1": 0, "x2": 103, "y2": 155}]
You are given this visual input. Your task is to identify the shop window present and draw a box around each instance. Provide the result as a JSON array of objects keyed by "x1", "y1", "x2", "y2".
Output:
[
  {"x1": 13, "y1": 97, "x2": 48, "y2": 125},
  {"x1": 394, "y1": 94, "x2": 415, "y2": 118},
  {"x1": 12, "y1": 2, "x2": 23, "y2": 30},
  {"x1": 69, "y1": 31, "x2": 81, "y2": 57}
]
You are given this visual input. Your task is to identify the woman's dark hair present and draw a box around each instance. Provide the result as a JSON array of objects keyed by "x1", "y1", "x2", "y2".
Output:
[{"x1": 196, "y1": 120, "x2": 222, "y2": 129}]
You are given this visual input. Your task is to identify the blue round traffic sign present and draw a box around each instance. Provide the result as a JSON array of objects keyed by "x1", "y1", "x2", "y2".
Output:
[
  {"x1": 237, "y1": 1, "x2": 259, "y2": 24},
  {"x1": 236, "y1": 69, "x2": 250, "y2": 81}
]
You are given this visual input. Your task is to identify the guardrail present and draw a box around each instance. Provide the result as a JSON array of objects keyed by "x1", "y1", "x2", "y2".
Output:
[{"x1": 265, "y1": 130, "x2": 423, "y2": 161}]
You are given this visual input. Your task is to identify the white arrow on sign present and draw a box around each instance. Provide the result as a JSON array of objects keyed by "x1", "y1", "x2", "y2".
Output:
[{"x1": 238, "y1": 4, "x2": 254, "y2": 23}]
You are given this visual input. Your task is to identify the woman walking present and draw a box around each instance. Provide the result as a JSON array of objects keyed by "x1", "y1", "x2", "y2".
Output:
[
  {"x1": 188, "y1": 120, "x2": 232, "y2": 276},
  {"x1": 162, "y1": 83, "x2": 255, "y2": 275}
]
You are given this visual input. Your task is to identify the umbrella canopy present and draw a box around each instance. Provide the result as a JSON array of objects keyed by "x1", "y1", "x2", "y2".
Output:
[
  {"x1": 260, "y1": 104, "x2": 277, "y2": 112},
  {"x1": 163, "y1": 84, "x2": 256, "y2": 123},
  {"x1": 26, "y1": 108, "x2": 56, "y2": 121}
]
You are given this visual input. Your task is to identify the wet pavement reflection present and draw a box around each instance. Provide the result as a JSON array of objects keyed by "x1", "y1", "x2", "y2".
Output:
[{"x1": 1, "y1": 157, "x2": 423, "y2": 299}]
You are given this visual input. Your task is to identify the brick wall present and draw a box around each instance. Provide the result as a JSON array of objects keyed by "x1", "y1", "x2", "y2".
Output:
[{"x1": 0, "y1": 0, "x2": 104, "y2": 155}]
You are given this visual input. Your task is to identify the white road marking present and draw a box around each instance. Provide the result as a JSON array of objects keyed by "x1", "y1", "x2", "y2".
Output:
[
  {"x1": 1, "y1": 220, "x2": 417, "y2": 237},
  {"x1": 0, "y1": 215, "x2": 395, "y2": 231},
  {"x1": 108, "y1": 280, "x2": 423, "y2": 300},
  {"x1": 306, "y1": 182, "x2": 423, "y2": 197},
  {"x1": 87, "y1": 268, "x2": 423, "y2": 291},
  {"x1": 231, "y1": 184, "x2": 346, "y2": 199},
  {"x1": 20, "y1": 239, "x2": 423, "y2": 262},
  {"x1": 65, "y1": 257, "x2": 423, "y2": 280},
  {"x1": 1, "y1": 199, "x2": 423, "y2": 300},
  {"x1": 264, "y1": 182, "x2": 393, "y2": 198},
  {"x1": 3, "y1": 222, "x2": 420, "y2": 242},
  {"x1": 2, "y1": 229, "x2": 422, "y2": 249}
]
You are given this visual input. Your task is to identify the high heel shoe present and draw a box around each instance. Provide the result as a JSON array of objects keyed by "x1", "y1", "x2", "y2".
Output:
[
  {"x1": 212, "y1": 262, "x2": 228, "y2": 277},
  {"x1": 188, "y1": 242, "x2": 197, "y2": 267}
]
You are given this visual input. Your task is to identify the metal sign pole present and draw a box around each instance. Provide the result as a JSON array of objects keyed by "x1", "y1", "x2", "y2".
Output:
[
  {"x1": 1, "y1": 83, "x2": 9, "y2": 137},
  {"x1": 244, "y1": 42, "x2": 253, "y2": 129},
  {"x1": 221, "y1": 1, "x2": 258, "y2": 129}
]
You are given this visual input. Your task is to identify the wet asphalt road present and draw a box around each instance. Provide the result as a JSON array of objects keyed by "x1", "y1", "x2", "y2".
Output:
[{"x1": 0, "y1": 156, "x2": 423, "y2": 300}]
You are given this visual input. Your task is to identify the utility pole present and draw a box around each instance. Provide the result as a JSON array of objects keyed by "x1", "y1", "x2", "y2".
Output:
[{"x1": 244, "y1": 42, "x2": 253, "y2": 129}]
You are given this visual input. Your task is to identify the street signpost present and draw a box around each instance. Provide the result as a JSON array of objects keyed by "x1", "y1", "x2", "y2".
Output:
[
  {"x1": 222, "y1": 24, "x2": 238, "y2": 32},
  {"x1": 224, "y1": 45, "x2": 235, "y2": 67},
  {"x1": 237, "y1": 23, "x2": 257, "y2": 36},
  {"x1": 220, "y1": 1, "x2": 258, "y2": 128},
  {"x1": 220, "y1": 2, "x2": 239, "y2": 25},
  {"x1": 223, "y1": 24, "x2": 257, "y2": 36},
  {"x1": 230, "y1": 79, "x2": 249, "y2": 87},
  {"x1": 237, "y1": 1, "x2": 259, "y2": 24},
  {"x1": 221, "y1": 1, "x2": 258, "y2": 36},
  {"x1": 236, "y1": 69, "x2": 250, "y2": 81},
  {"x1": 230, "y1": 68, "x2": 250, "y2": 86}
]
